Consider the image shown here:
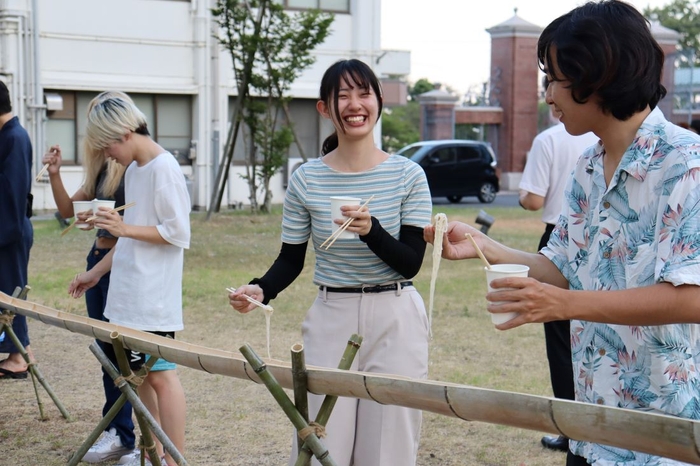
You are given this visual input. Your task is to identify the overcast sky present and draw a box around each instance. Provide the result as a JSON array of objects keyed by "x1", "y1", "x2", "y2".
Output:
[{"x1": 380, "y1": 0, "x2": 673, "y2": 96}]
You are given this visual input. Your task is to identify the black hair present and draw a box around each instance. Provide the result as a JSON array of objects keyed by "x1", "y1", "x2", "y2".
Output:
[
  {"x1": 319, "y1": 59, "x2": 383, "y2": 155},
  {"x1": 0, "y1": 81, "x2": 12, "y2": 115},
  {"x1": 537, "y1": 0, "x2": 666, "y2": 121}
]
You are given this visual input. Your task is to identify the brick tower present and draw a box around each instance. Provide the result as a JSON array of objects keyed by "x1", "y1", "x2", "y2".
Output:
[
  {"x1": 650, "y1": 21, "x2": 681, "y2": 121},
  {"x1": 486, "y1": 12, "x2": 542, "y2": 189}
]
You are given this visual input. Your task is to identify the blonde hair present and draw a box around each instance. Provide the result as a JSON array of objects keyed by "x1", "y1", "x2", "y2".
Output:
[{"x1": 82, "y1": 91, "x2": 144, "y2": 198}]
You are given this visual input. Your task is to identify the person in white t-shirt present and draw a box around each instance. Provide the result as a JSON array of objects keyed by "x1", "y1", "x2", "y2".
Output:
[
  {"x1": 69, "y1": 92, "x2": 191, "y2": 466},
  {"x1": 519, "y1": 100, "x2": 598, "y2": 453}
]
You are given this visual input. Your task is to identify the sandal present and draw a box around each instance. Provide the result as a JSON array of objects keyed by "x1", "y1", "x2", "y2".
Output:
[{"x1": 0, "y1": 367, "x2": 28, "y2": 379}]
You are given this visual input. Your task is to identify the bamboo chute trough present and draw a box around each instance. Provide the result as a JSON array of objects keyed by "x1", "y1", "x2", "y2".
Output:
[{"x1": 2, "y1": 290, "x2": 700, "y2": 463}]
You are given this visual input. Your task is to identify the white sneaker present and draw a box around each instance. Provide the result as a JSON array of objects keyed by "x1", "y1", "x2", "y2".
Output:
[
  {"x1": 116, "y1": 450, "x2": 167, "y2": 466},
  {"x1": 116, "y1": 450, "x2": 141, "y2": 465},
  {"x1": 82, "y1": 427, "x2": 134, "y2": 463}
]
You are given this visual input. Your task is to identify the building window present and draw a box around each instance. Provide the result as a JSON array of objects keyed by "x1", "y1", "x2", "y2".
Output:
[
  {"x1": 274, "y1": 0, "x2": 349, "y2": 13},
  {"x1": 227, "y1": 97, "x2": 321, "y2": 165},
  {"x1": 46, "y1": 90, "x2": 193, "y2": 165}
]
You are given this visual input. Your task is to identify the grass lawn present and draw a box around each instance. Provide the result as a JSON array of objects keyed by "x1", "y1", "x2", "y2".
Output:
[{"x1": 0, "y1": 203, "x2": 569, "y2": 465}]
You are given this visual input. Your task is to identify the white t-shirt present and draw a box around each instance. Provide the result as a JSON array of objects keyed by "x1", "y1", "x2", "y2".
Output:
[
  {"x1": 104, "y1": 152, "x2": 191, "y2": 331},
  {"x1": 519, "y1": 123, "x2": 599, "y2": 224}
]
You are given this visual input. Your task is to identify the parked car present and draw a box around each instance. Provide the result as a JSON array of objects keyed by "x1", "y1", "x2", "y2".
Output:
[{"x1": 396, "y1": 139, "x2": 500, "y2": 203}]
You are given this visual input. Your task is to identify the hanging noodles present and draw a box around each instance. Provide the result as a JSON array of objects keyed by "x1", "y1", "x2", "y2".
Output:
[{"x1": 428, "y1": 213, "x2": 448, "y2": 337}]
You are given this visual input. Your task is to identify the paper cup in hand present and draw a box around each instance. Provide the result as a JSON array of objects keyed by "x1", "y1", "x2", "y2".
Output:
[
  {"x1": 330, "y1": 196, "x2": 361, "y2": 240},
  {"x1": 92, "y1": 199, "x2": 115, "y2": 230},
  {"x1": 72, "y1": 201, "x2": 93, "y2": 230},
  {"x1": 485, "y1": 264, "x2": 529, "y2": 326}
]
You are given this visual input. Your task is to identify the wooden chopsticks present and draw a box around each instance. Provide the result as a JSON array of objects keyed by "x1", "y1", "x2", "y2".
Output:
[
  {"x1": 85, "y1": 201, "x2": 136, "y2": 222},
  {"x1": 320, "y1": 195, "x2": 374, "y2": 250},
  {"x1": 35, "y1": 163, "x2": 50, "y2": 182},
  {"x1": 61, "y1": 201, "x2": 136, "y2": 237},
  {"x1": 225, "y1": 287, "x2": 274, "y2": 312}
]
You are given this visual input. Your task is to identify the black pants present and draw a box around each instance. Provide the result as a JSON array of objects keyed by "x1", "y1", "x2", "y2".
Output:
[
  {"x1": 567, "y1": 451, "x2": 589, "y2": 465},
  {"x1": 540, "y1": 224, "x2": 575, "y2": 402}
]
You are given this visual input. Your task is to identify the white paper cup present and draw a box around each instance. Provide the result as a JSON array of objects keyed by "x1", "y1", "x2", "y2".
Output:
[
  {"x1": 485, "y1": 264, "x2": 529, "y2": 326},
  {"x1": 72, "y1": 201, "x2": 93, "y2": 230},
  {"x1": 330, "y1": 196, "x2": 361, "y2": 240},
  {"x1": 92, "y1": 199, "x2": 116, "y2": 230}
]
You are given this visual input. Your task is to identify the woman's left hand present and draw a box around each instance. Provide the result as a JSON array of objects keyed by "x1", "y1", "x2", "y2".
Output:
[{"x1": 337, "y1": 204, "x2": 372, "y2": 236}]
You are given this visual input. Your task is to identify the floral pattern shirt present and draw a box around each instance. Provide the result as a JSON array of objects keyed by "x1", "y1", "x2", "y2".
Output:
[{"x1": 541, "y1": 108, "x2": 700, "y2": 465}]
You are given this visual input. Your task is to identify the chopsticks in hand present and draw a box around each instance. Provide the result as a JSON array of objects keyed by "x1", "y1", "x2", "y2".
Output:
[
  {"x1": 35, "y1": 163, "x2": 50, "y2": 182},
  {"x1": 320, "y1": 195, "x2": 374, "y2": 250},
  {"x1": 61, "y1": 201, "x2": 136, "y2": 237},
  {"x1": 226, "y1": 287, "x2": 274, "y2": 313},
  {"x1": 85, "y1": 201, "x2": 136, "y2": 222}
]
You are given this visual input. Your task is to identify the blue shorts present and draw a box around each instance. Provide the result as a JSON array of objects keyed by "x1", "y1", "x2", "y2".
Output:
[{"x1": 104, "y1": 330, "x2": 177, "y2": 372}]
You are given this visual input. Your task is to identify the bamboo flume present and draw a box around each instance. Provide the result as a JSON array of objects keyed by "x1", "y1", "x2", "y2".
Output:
[{"x1": 3, "y1": 291, "x2": 700, "y2": 464}]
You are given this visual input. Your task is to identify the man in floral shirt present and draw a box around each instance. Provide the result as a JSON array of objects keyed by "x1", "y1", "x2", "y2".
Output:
[{"x1": 424, "y1": 1, "x2": 700, "y2": 465}]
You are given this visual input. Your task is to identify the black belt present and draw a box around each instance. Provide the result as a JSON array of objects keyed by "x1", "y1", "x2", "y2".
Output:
[{"x1": 320, "y1": 281, "x2": 413, "y2": 294}]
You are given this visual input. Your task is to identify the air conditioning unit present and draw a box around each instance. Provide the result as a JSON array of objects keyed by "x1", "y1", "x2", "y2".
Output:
[{"x1": 283, "y1": 157, "x2": 304, "y2": 188}]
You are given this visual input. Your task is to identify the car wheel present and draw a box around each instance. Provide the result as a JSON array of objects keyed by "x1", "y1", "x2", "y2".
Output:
[
  {"x1": 446, "y1": 195, "x2": 463, "y2": 204},
  {"x1": 478, "y1": 183, "x2": 497, "y2": 203}
]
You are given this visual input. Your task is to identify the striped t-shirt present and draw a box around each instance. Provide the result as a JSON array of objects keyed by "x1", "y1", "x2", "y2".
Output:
[{"x1": 282, "y1": 154, "x2": 432, "y2": 287}]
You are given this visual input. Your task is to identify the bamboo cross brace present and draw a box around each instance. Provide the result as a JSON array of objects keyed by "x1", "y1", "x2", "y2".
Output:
[
  {"x1": 295, "y1": 334, "x2": 363, "y2": 466},
  {"x1": 87, "y1": 342, "x2": 189, "y2": 466},
  {"x1": 0, "y1": 286, "x2": 71, "y2": 421},
  {"x1": 321, "y1": 195, "x2": 374, "y2": 250},
  {"x1": 240, "y1": 344, "x2": 338, "y2": 466},
  {"x1": 68, "y1": 336, "x2": 160, "y2": 466}
]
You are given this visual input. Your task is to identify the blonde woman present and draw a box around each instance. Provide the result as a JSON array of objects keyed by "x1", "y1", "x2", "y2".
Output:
[
  {"x1": 69, "y1": 91, "x2": 190, "y2": 466},
  {"x1": 41, "y1": 92, "x2": 133, "y2": 463}
]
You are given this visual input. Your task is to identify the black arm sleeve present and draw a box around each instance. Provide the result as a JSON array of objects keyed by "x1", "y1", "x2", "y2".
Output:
[
  {"x1": 249, "y1": 241, "x2": 307, "y2": 304},
  {"x1": 359, "y1": 217, "x2": 427, "y2": 279}
]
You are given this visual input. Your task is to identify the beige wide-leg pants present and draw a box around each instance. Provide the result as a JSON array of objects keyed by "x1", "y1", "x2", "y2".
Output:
[{"x1": 289, "y1": 284, "x2": 430, "y2": 466}]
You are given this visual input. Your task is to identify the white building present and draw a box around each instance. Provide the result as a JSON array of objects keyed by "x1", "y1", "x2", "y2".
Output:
[{"x1": 0, "y1": 0, "x2": 409, "y2": 211}]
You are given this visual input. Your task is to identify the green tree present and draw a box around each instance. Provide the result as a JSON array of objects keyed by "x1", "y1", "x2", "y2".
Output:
[
  {"x1": 210, "y1": 0, "x2": 333, "y2": 215},
  {"x1": 408, "y1": 78, "x2": 434, "y2": 101},
  {"x1": 644, "y1": 0, "x2": 700, "y2": 66},
  {"x1": 381, "y1": 102, "x2": 420, "y2": 153},
  {"x1": 380, "y1": 78, "x2": 434, "y2": 154}
]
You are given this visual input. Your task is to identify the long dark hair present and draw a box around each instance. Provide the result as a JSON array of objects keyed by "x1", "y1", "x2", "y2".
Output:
[{"x1": 319, "y1": 59, "x2": 383, "y2": 155}]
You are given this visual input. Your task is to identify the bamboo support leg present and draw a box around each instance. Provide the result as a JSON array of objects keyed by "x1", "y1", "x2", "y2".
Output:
[
  {"x1": 88, "y1": 341, "x2": 189, "y2": 466},
  {"x1": 291, "y1": 343, "x2": 309, "y2": 455},
  {"x1": 67, "y1": 396, "x2": 129, "y2": 466},
  {"x1": 110, "y1": 333, "x2": 164, "y2": 466},
  {"x1": 294, "y1": 334, "x2": 363, "y2": 466},
  {"x1": 1, "y1": 286, "x2": 71, "y2": 420},
  {"x1": 69, "y1": 335, "x2": 162, "y2": 466},
  {"x1": 240, "y1": 344, "x2": 337, "y2": 466}
]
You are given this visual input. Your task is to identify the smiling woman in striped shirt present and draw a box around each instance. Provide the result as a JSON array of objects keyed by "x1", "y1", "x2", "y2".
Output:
[{"x1": 229, "y1": 58, "x2": 433, "y2": 466}]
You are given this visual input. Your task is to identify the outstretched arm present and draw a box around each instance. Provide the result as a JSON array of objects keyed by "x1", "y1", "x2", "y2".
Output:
[
  {"x1": 68, "y1": 248, "x2": 115, "y2": 298},
  {"x1": 424, "y1": 220, "x2": 567, "y2": 287}
]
